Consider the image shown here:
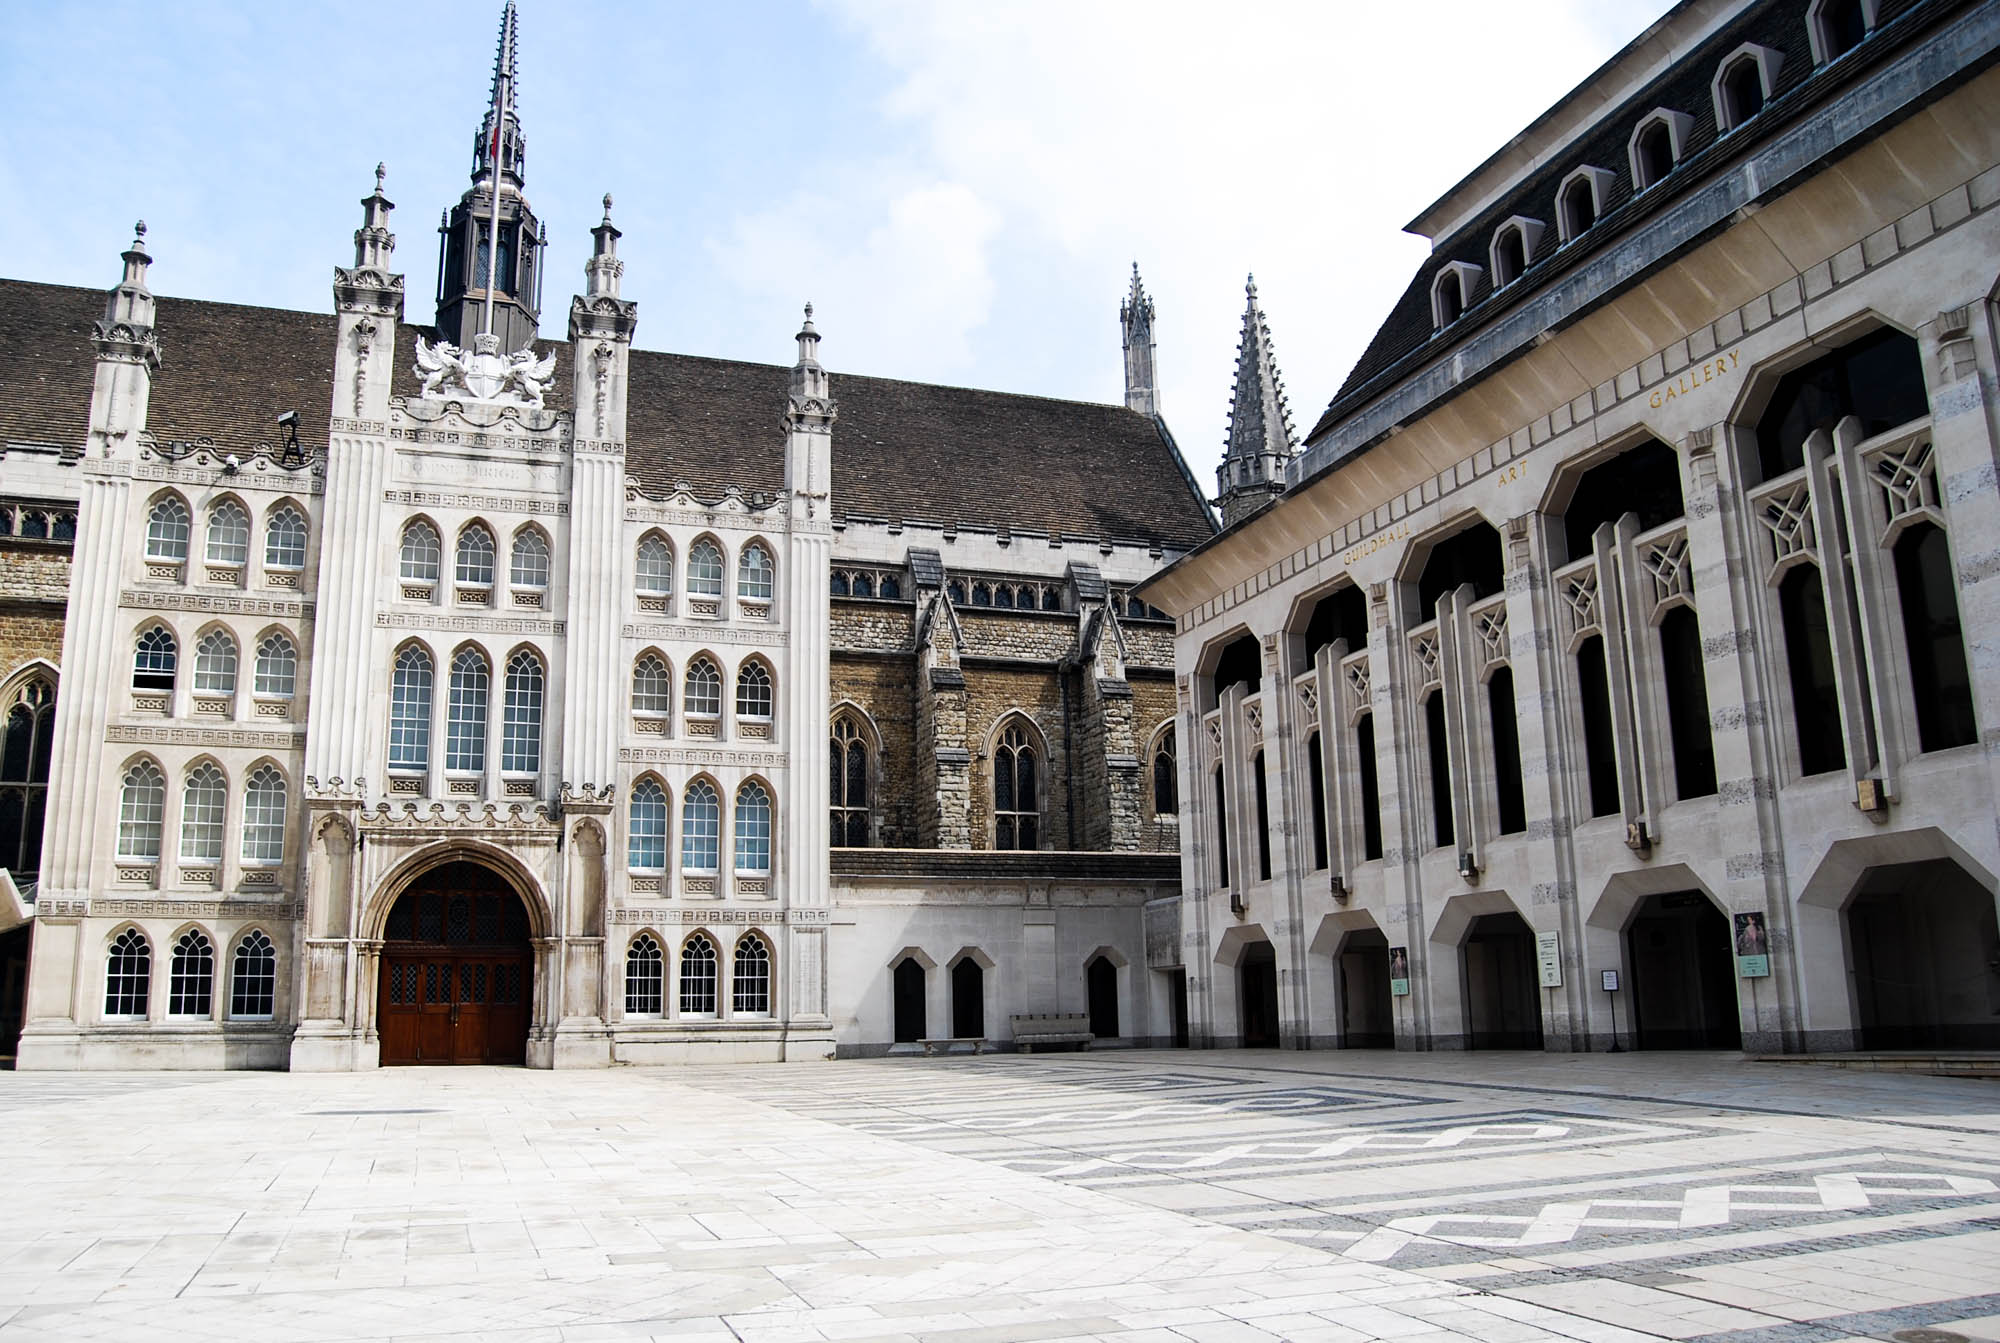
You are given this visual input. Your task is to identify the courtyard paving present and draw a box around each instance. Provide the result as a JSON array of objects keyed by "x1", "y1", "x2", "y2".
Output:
[{"x1": 1, "y1": 1051, "x2": 1998, "y2": 1342}]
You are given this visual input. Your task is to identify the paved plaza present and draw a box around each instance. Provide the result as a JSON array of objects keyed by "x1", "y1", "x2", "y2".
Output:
[{"x1": 2, "y1": 1053, "x2": 1999, "y2": 1342}]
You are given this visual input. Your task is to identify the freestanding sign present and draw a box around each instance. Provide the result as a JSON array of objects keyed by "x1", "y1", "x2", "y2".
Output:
[{"x1": 1536, "y1": 930, "x2": 1563, "y2": 988}]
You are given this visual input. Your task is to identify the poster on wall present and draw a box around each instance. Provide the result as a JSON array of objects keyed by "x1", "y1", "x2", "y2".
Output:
[
  {"x1": 1733, "y1": 911, "x2": 1771, "y2": 978},
  {"x1": 1388, "y1": 946, "x2": 1411, "y2": 996},
  {"x1": 1536, "y1": 930, "x2": 1563, "y2": 988}
]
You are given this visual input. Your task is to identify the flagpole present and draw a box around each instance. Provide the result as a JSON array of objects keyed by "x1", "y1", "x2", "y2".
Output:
[{"x1": 480, "y1": 4, "x2": 511, "y2": 342}]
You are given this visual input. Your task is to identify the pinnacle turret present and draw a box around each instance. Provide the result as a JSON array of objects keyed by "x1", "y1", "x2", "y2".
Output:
[
  {"x1": 1217, "y1": 274, "x2": 1296, "y2": 528},
  {"x1": 1120, "y1": 263, "x2": 1159, "y2": 416},
  {"x1": 472, "y1": 2, "x2": 525, "y2": 187}
]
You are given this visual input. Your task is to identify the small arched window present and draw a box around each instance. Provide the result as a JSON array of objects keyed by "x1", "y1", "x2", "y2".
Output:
[
  {"x1": 206, "y1": 501, "x2": 250, "y2": 566},
  {"x1": 180, "y1": 761, "x2": 227, "y2": 861},
  {"x1": 994, "y1": 723, "x2": 1040, "y2": 851},
  {"x1": 1152, "y1": 726, "x2": 1177, "y2": 816},
  {"x1": 501, "y1": 650, "x2": 543, "y2": 774},
  {"x1": 971, "y1": 582, "x2": 993, "y2": 607},
  {"x1": 684, "y1": 656, "x2": 721, "y2": 719},
  {"x1": 734, "y1": 780, "x2": 772, "y2": 874},
  {"x1": 446, "y1": 648, "x2": 490, "y2": 772},
  {"x1": 1493, "y1": 226, "x2": 1528, "y2": 288},
  {"x1": 629, "y1": 779, "x2": 668, "y2": 871},
  {"x1": 510, "y1": 528, "x2": 549, "y2": 591},
  {"x1": 400, "y1": 520, "x2": 441, "y2": 581},
  {"x1": 1632, "y1": 119, "x2": 1675, "y2": 191},
  {"x1": 456, "y1": 524, "x2": 496, "y2": 587},
  {"x1": 831, "y1": 716, "x2": 871, "y2": 848},
  {"x1": 733, "y1": 935, "x2": 771, "y2": 1015},
  {"x1": 1716, "y1": 48, "x2": 1777, "y2": 131},
  {"x1": 133, "y1": 626, "x2": 177, "y2": 691},
  {"x1": 389, "y1": 646, "x2": 433, "y2": 771},
  {"x1": 829, "y1": 571, "x2": 850, "y2": 597},
  {"x1": 1559, "y1": 174, "x2": 1598, "y2": 241},
  {"x1": 241, "y1": 764, "x2": 286, "y2": 863},
  {"x1": 254, "y1": 632, "x2": 296, "y2": 699},
  {"x1": 681, "y1": 780, "x2": 720, "y2": 873},
  {"x1": 265, "y1": 505, "x2": 307, "y2": 571},
  {"x1": 1, "y1": 678, "x2": 56, "y2": 883},
  {"x1": 104, "y1": 928, "x2": 151, "y2": 1017},
  {"x1": 632, "y1": 654, "x2": 672, "y2": 717},
  {"x1": 851, "y1": 573, "x2": 874, "y2": 599},
  {"x1": 680, "y1": 933, "x2": 718, "y2": 1014},
  {"x1": 146, "y1": 496, "x2": 190, "y2": 562},
  {"x1": 687, "y1": 539, "x2": 724, "y2": 596},
  {"x1": 168, "y1": 929, "x2": 214, "y2": 1017},
  {"x1": 230, "y1": 930, "x2": 276, "y2": 1018},
  {"x1": 738, "y1": 542, "x2": 774, "y2": 600},
  {"x1": 736, "y1": 661, "x2": 773, "y2": 721},
  {"x1": 625, "y1": 934, "x2": 664, "y2": 1015},
  {"x1": 635, "y1": 534, "x2": 674, "y2": 595},
  {"x1": 118, "y1": 760, "x2": 166, "y2": 860},
  {"x1": 947, "y1": 579, "x2": 967, "y2": 604},
  {"x1": 1432, "y1": 270, "x2": 1465, "y2": 329},
  {"x1": 1811, "y1": 0, "x2": 1871, "y2": 63},
  {"x1": 193, "y1": 629, "x2": 238, "y2": 695}
]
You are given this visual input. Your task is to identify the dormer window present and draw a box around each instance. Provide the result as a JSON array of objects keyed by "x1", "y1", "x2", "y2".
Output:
[
  {"x1": 1487, "y1": 217, "x2": 1545, "y2": 289},
  {"x1": 1808, "y1": 0, "x2": 1874, "y2": 65},
  {"x1": 1627, "y1": 110, "x2": 1692, "y2": 192},
  {"x1": 1714, "y1": 44, "x2": 1782, "y2": 133},
  {"x1": 1429, "y1": 261, "x2": 1483, "y2": 331},
  {"x1": 1556, "y1": 167, "x2": 1614, "y2": 244}
]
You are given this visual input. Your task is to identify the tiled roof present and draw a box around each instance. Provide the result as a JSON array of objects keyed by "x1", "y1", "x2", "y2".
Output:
[{"x1": 0, "y1": 279, "x2": 1213, "y2": 549}]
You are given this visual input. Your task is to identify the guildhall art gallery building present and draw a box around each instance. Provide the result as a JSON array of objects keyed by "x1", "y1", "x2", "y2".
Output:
[{"x1": 2, "y1": 0, "x2": 1999, "y2": 1068}]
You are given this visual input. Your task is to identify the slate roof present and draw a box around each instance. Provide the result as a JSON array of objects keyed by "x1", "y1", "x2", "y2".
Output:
[
  {"x1": 1307, "y1": 0, "x2": 1947, "y2": 446},
  {"x1": 0, "y1": 278, "x2": 1216, "y2": 549}
]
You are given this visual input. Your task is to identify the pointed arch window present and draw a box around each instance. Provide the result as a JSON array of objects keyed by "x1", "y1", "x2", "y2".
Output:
[
  {"x1": 104, "y1": 929, "x2": 151, "y2": 1018},
  {"x1": 684, "y1": 656, "x2": 721, "y2": 720},
  {"x1": 455, "y1": 524, "x2": 496, "y2": 587},
  {"x1": 687, "y1": 539, "x2": 724, "y2": 597},
  {"x1": 400, "y1": 520, "x2": 441, "y2": 582},
  {"x1": 509, "y1": 528, "x2": 549, "y2": 591},
  {"x1": 738, "y1": 542, "x2": 774, "y2": 600},
  {"x1": 146, "y1": 496, "x2": 190, "y2": 562},
  {"x1": 679, "y1": 933, "x2": 718, "y2": 1014},
  {"x1": 628, "y1": 779, "x2": 668, "y2": 871},
  {"x1": 265, "y1": 504, "x2": 307, "y2": 571},
  {"x1": 0, "y1": 679, "x2": 55, "y2": 885},
  {"x1": 205, "y1": 501, "x2": 249, "y2": 566},
  {"x1": 133, "y1": 626, "x2": 177, "y2": 691},
  {"x1": 230, "y1": 930, "x2": 276, "y2": 1018},
  {"x1": 831, "y1": 716, "x2": 871, "y2": 848},
  {"x1": 632, "y1": 654, "x2": 671, "y2": 718},
  {"x1": 635, "y1": 535, "x2": 674, "y2": 595},
  {"x1": 1894, "y1": 522, "x2": 1976, "y2": 752},
  {"x1": 501, "y1": 650, "x2": 543, "y2": 773},
  {"x1": 733, "y1": 935, "x2": 771, "y2": 1015},
  {"x1": 242, "y1": 765, "x2": 286, "y2": 864},
  {"x1": 180, "y1": 762, "x2": 227, "y2": 861},
  {"x1": 993, "y1": 724, "x2": 1040, "y2": 851},
  {"x1": 681, "y1": 780, "x2": 720, "y2": 873},
  {"x1": 389, "y1": 646, "x2": 433, "y2": 771},
  {"x1": 254, "y1": 632, "x2": 296, "y2": 699},
  {"x1": 193, "y1": 629, "x2": 238, "y2": 695},
  {"x1": 735, "y1": 661, "x2": 773, "y2": 722},
  {"x1": 1151, "y1": 726, "x2": 1177, "y2": 817},
  {"x1": 118, "y1": 760, "x2": 165, "y2": 860},
  {"x1": 734, "y1": 780, "x2": 772, "y2": 874},
  {"x1": 168, "y1": 930, "x2": 214, "y2": 1017},
  {"x1": 446, "y1": 648, "x2": 489, "y2": 772},
  {"x1": 625, "y1": 934, "x2": 664, "y2": 1015}
]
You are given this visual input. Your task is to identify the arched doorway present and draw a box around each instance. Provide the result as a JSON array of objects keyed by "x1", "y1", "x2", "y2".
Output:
[
  {"x1": 1086, "y1": 956, "x2": 1119, "y2": 1039},
  {"x1": 1336, "y1": 929, "x2": 1394, "y2": 1049},
  {"x1": 1239, "y1": 941, "x2": 1280, "y2": 1047},
  {"x1": 378, "y1": 861, "x2": 534, "y2": 1065},
  {"x1": 892, "y1": 957, "x2": 926, "y2": 1043},
  {"x1": 1463, "y1": 913, "x2": 1543, "y2": 1050},
  {"x1": 1627, "y1": 892, "x2": 1740, "y2": 1049},
  {"x1": 1846, "y1": 859, "x2": 2000, "y2": 1049},
  {"x1": 951, "y1": 958, "x2": 984, "y2": 1038}
]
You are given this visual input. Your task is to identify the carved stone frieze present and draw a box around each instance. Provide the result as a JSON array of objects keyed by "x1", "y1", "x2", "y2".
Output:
[
  {"x1": 89, "y1": 898, "x2": 303, "y2": 920},
  {"x1": 330, "y1": 417, "x2": 388, "y2": 437},
  {"x1": 376, "y1": 611, "x2": 563, "y2": 636},
  {"x1": 108, "y1": 724, "x2": 303, "y2": 750},
  {"x1": 355, "y1": 798, "x2": 560, "y2": 834},
  {"x1": 617, "y1": 747, "x2": 788, "y2": 768},
  {"x1": 384, "y1": 488, "x2": 568, "y2": 516},
  {"x1": 120, "y1": 590, "x2": 314, "y2": 618},
  {"x1": 620, "y1": 622, "x2": 787, "y2": 646}
]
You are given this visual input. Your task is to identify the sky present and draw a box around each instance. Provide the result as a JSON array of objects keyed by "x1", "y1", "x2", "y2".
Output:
[{"x1": 0, "y1": 0, "x2": 1671, "y2": 496}]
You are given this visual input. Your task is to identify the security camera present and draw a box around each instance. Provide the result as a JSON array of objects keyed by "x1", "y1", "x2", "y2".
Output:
[
  {"x1": 275, "y1": 410, "x2": 298, "y2": 428},
  {"x1": 224, "y1": 454, "x2": 241, "y2": 473}
]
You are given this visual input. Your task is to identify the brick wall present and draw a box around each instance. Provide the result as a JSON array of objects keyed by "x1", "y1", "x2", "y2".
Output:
[
  {"x1": 0, "y1": 545, "x2": 69, "y2": 683},
  {"x1": 830, "y1": 653, "x2": 920, "y2": 847}
]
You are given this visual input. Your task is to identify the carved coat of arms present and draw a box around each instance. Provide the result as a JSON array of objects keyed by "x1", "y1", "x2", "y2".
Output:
[{"x1": 413, "y1": 332, "x2": 557, "y2": 407}]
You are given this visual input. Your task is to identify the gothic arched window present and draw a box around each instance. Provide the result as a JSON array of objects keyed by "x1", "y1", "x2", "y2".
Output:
[
  {"x1": 133, "y1": 626, "x2": 177, "y2": 691},
  {"x1": 735, "y1": 661, "x2": 773, "y2": 723},
  {"x1": 628, "y1": 779, "x2": 668, "y2": 871},
  {"x1": 147, "y1": 496, "x2": 190, "y2": 562},
  {"x1": 625, "y1": 934, "x2": 663, "y2": 1015},
  {"x1": 168, "y1": 929, "x2": 214, "y2": 1017},
  {"x1": 680, "y1": 933, "x2": 717, "y2": 1014},
  {"x1": 254, "y1": 632, "x2": 296, "y2": 699},
  {"x1": 104, "y1": 928, "x2": 151, "y2": 1018},
  {"x1": 684, "y1": 656, "x2": 721, "y2": 720},
  {"x1": 455, "y1": 523, "x2": 496, "y2": 587},
  {"x1": 1151, "y1": 726, "x2": 1177, "y2": 816},
  {"x1": 179, "y1": 762, "x2": 226, "y2": 861},
  {"x1": 681, "y1": 780, "x2": 720, "y2": 873},
  {"x1": 734, "y1": 780, "x2": 771, "y2": 874},
  {"x1": 632, "y1": 654, "x2": 671, "y2": 718},
  {"x1": 117, "y1": 760, "x2": 165, "y2": 860},
  {"x1": 206, "y1": 501, "x2": 249, "y2": 566},
  {"x1": 993, "y1": 723, "x2": 1040, "y2": 850},
  {"x1": 241, "y1": 764, "x2": 286, "y2": 864},
  {"x1": 688, "y1": 539, "x2": 724, "y2": 596},
  {"x1": 830, "y1": 716, "x2": 870, "y2": 848},
  {"x1": 446, "y1": 648, "x2": 490, "y2": 772},
  {"x1": 733, "y1": 935, "x2": 771, "y2": 1015},
  {"x1": 635, "y1": 534, "x2": 674, "y2": 594},
  {"x1": 389, "y1": 646, "x2": 433, "y2": 771},
  {"x1": 193, "y1": 629, "x2": 238, "y2": 695},
  {"x1": 264, "y1": 504, "x2": 307, "y2": 571},
  {"x1": 509, "y1": 528, "x2": 549, "y2": 592},
  {"x1": 230, "y1": 930, "x2": 276, "y2": 1018},
  {"x1": 399, "y1": 520, "x2": 441, "y2": 581},
  {"x1": 0, "y1": 679, "x2": 55, "y2": 885},
  {"x1": 737, "y1": 542, "x2": 774, "y2": 600},
  {"x1": 501, "y1": 649, "x2": 543, "y2": 774}
]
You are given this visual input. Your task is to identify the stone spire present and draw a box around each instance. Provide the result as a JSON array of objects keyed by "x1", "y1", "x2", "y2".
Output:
[
  {"x1": 352, "y1": 163, "x2": 396, "y2": 272},
  {"x1": 1121, "y1": 263, "x2": 1159, "y2": 416},
  {"x1": 334, "y1": 164, "x2": 405, "y2": 424},
  {"x1": 569, "y1": 191, "x2": 638, "y2": 440},
  {"x1": 1216, "y1": 274, "x2": 1296, "y2": 527},
  {"x1": 93, "y1": 220, "x2": 159, "y2": 371}
]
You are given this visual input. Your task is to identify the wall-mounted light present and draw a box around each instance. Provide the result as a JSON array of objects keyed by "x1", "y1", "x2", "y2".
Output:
[
  {"x1": 1457, "y1": 851, "x2": 1479, "y2": 882},
  {"x1": 1624, "y1": 820, "x2": 1651, "y2": 853}
]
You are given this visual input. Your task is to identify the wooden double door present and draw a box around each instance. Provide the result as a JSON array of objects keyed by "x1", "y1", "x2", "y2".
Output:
[{"x1": 378, "y1": 867, "x2": 533, "y2": 1066}]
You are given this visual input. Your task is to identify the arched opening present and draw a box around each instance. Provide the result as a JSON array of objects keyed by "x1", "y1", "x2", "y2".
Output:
[
  {"x1": 1488, "y1": 669, "x2": 1526, "y2": 836},
  {"x1": 1816, "y1": 0, "x2": 1869, "y2": 61},
  {"x1": 1633, "y1": 120, "x2": 1674, "y2": 190},
  {"x1": 1893, "y1": 523, "x2": 1976, "y2": 752},
  {"x1": 1720, "y1": 57, "x2": 1765, "y2": 128},
  {"x1": 1209, "y1": 634, "x2": 1262, "y2": 706},
  {"x1": 1301, "y1": 584, "x2": 1366, "y2": 666},
  {"x1": 1335, "y1": 928, "x2": 1394, "y2": 1049},
  {"x1": 1754, "y1": 327, "x2": 1927, "y2": 483},
  {"x1": 1846, "y1": 859, "x2": 2000, "y2": 1049},
  {"x1": 0, "y1": 923, "x2": 28, "y2": 1063},
  {"x1": 1660, "y1": 607, "x2": 1718, "y2": 799},
  {"x1": 1626, "y1": 892, "x2": 1740, "y2": 1049},
  {"x1": 1433, "y1": 269, "x2": 1464, "y2": 328},
  {"x1": 1086, "y1": 956, "x2": 1119, "y2": 1039},
  {"x1": 378, "y1": 860, "x2": 534, "y2": 1065},
  {"x1": 892, "y1": 957, "x2": 926, "y2": 1043},
  {"x1": 1462, "y1": 912, "x2": 1544, "y2": 1050},
  {"x1": 1560, "y1": 176, "x2": 1597, "y2": 240},
  {"x1": 1779, "y1": 567, "x2": 1846, "y2": 776},
  {"x1": 1558, "y1": 438, "x2": 1684, "y2": 565},
  {"x1": 951, "y1": 957, "x2": 985, "y2": 1039},
  {"x1": 1493, "y1": 226, "x2": 1528, "y2": 287},
  {"x1": 1238, "y1": 941, "x2": 1280, "y2": 1048},
  {"x1": 1414, "y1": 522, "x2": 1503, "y2": 617},
  {"x1": 1, "y1": 676, "x2": 56, "y2": 893},
  {"x1": 1576, "y1": 636, "x2": 1621, "y2": 818}
]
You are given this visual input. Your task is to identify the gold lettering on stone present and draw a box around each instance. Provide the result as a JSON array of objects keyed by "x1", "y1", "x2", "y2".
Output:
[{"x1": 1650, "y1": 348, "x2": 1741, "y2": 409}]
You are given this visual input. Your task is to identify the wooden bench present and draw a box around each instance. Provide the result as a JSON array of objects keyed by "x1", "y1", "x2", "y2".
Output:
[
  {"x1": 917, "y1": 1037, "x2": 988, "y2": 1056},
  {"x1": 1010, "y1": 1013, "x2": 1094, "y2": 1053}
]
